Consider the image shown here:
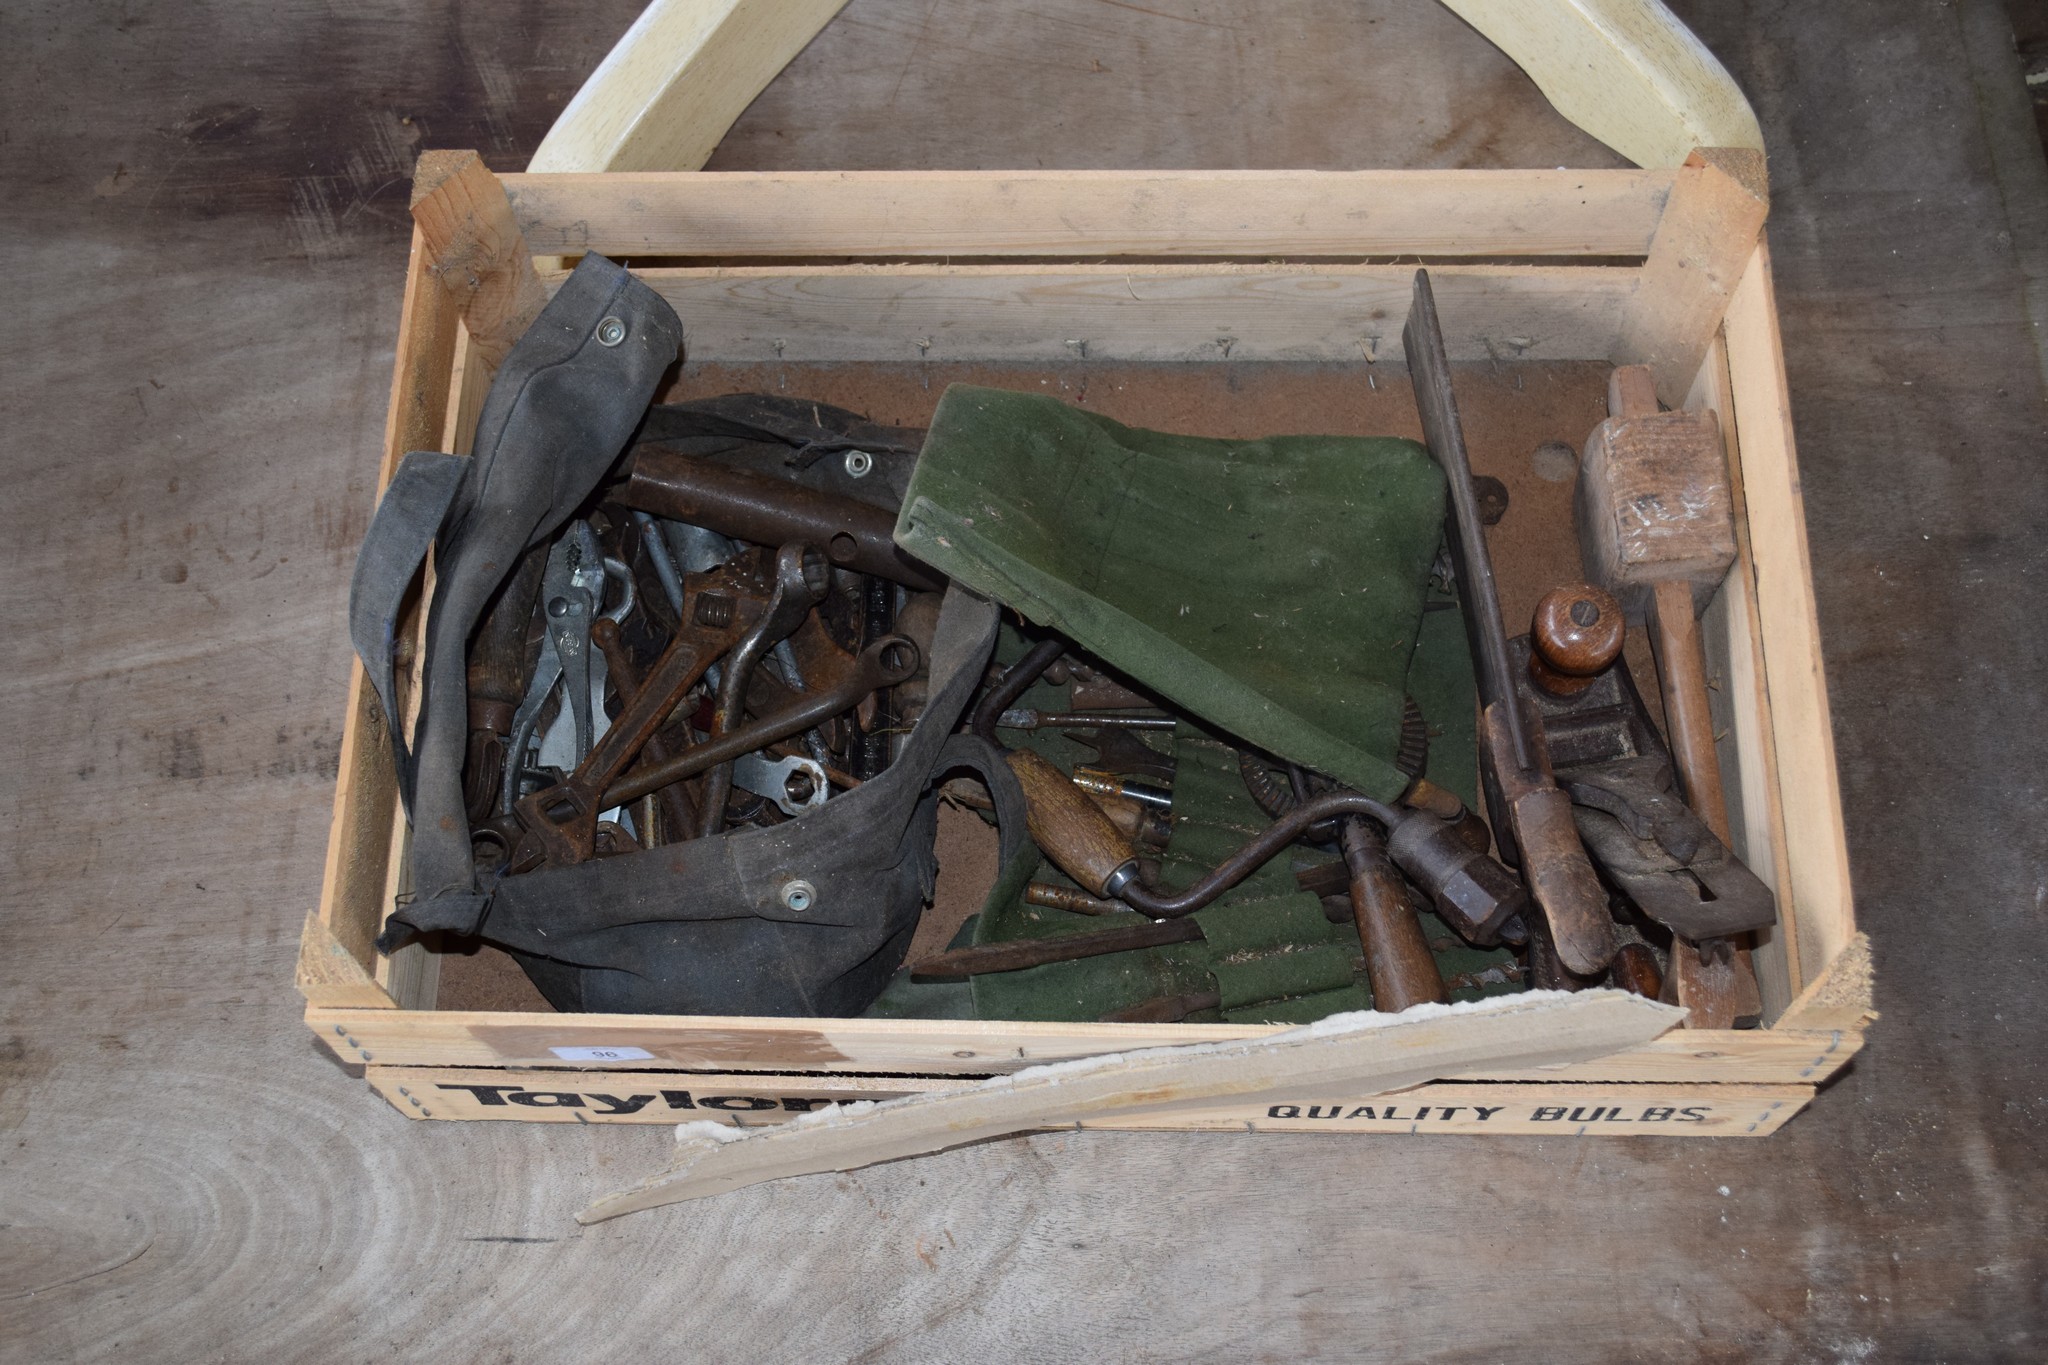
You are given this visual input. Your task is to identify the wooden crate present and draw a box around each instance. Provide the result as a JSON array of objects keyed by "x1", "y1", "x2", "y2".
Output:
[{"x1": 297, "y1": 149, "x2": 1871, "y2": 1137}]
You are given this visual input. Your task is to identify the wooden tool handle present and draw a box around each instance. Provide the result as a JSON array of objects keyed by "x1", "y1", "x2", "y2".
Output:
[
  {"x1": 1609, "y1": 364, "x2": 1660, "y2": 419},
  {"x1": 1341, "y1": 819, "x2": 1447, "y2": 1012},
  {"x1": 1007, "y1": 750, "x2": 1138, "y2": 898},
  {"x1": 1083, "y1": 789, "x2": 1171, "y2": 850},
  {"x1": 1529, "y1": 582, "x2": 1625, "y2": 696},
  {"x1": 1608, "y1": 942, "x2": 1665, "y2": 999},
  {"x1": 1662, "y1": 939, "x2": 1764, "y2": 1029},
  {"x1": 1648, "y1": 577, "x2": 1729, "y2": 841}
]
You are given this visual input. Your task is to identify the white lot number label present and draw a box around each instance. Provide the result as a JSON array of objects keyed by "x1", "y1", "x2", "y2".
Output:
[{"x1": 549, "y1": 1045, "x2": 656, "y2": 1062}]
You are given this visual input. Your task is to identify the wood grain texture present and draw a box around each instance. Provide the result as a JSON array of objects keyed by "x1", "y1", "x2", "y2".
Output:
[
  {"x1": 1616, "y1": 149, "x2": 1771, "y2": 401},
  {"x1": 1443, "y1": 0, "x2": 1766, "y2": 168},
  {"x1": 502, "y1": 166, "x2": 1674, "y2": 258},
  {"x1": 527, "y1": 0, "x2": 850, "y2": 174},
  {"x1": 1687, "y1": 336, "x2": 1800, "y2": 1018},
  {"x1": 1006, "y1": 750, "x2": 1138, "y2": 897},
  {"x1": 409, "y1": 150, "x2": 548, "y2": 373},
  {"x1": 583, "y1": 993, "x2": 1685, "y2": 1218},
  {"x1": 611, "y1": 261, "x2": 1640, "y2": 364},
  {"x1": 303, "y1": 1001, "x2": 1862, "y2": 1084},
  {"x1": 368, "y1": 1065, "x2": 1807, "y2": 1137},
  {"x1": 2, "y1": 0, "x2": 2042, "y2": 1359},
  {"x1": 1718, "y1": 242, "x2": 1858, "y2": 987}
]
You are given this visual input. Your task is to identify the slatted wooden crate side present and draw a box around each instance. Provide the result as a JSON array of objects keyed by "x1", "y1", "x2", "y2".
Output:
[
  {"x1": 369, "y1": 1066, "x2": 1811, "y2": 1137},
  {"x1": 309, "y1": 1001, "x2": 1862, "y2": 1085}
]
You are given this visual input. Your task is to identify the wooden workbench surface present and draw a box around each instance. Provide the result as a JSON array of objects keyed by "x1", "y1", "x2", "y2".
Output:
[{"x1": 2, "y1": 2, "x2": 2041, "y2": 1358}]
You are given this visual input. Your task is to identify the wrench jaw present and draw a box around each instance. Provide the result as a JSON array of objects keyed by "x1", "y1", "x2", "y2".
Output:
[
  {"x1": 499, "y1": 529, "x2": 910, "y2": 873},
  {"x1": 733, "y1": 753, "x2": 832, "y2": 816},
  {"x1": 697, "y1": 543, "x2": 831, "y2": 838},
  {"x1": 507, "y1": 554, "x2": 776, "y2": 868}
]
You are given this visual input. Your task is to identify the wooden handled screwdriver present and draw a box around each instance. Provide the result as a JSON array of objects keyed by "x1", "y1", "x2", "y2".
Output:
[
  {"x1": 1005, "y1": 749, "x2": 1143, "y2": 899},
  {"x1": 1576, "y1": 364, "x2": 1762, "y2": 1027}
]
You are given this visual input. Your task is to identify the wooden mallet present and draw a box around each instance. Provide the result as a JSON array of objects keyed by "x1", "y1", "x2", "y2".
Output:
[
  {"x1": 1576, "y1": 365, "x2": 1736, "y2": 829},
  {"x1": 1577, "y1": 365, "x2": 1761, "y2": 1028}
]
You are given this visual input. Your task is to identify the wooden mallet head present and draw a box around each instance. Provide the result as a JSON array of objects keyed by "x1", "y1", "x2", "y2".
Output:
[{"x1": 1575, "y1": 365, "x2": 1736, "y2": 622}]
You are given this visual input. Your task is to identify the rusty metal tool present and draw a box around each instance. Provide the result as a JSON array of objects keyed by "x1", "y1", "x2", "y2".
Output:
[
  {"x1": 697, "y1": 543, "x2": 830, "y2": 836},
  {"x1": 513, "y1": 566, "x2": 753, "y2": 866},
  {"x1": 977, "y1": 631, "x2": 1527, "y2": 938},
  {"x1": 1023, "y1": 882, "x2": 1123, "y2": 915},
  {"x1": 623, "y1": 448, "x2": 947, "y2": 591},
  {"x1": 1574, "y1": 366, "x2": 1762, "y2": 1027},
  {"x1": 996, "y1": 708, "x2": 1178, "y2": 732},
  {"x1": 911, "y1": 917, "x2": 1205, "y2": 978},
  {"x1": 590, "y1": 615, "x2": 698, "y2": 839},
  {"x1": 850, "y1": 573, "x2": 897, "y2": 779},
  {"x1": 601, "y1": 635, "x2": 920, "y2": 808},
  {"x1": 1403, "y1": 269, "x2": 1616, "y2": 976}
]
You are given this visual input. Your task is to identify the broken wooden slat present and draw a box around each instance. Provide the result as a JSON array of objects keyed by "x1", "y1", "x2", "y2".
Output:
[{"x1": 580, "y1": 991, "x2": 1682, "y2": 1220}]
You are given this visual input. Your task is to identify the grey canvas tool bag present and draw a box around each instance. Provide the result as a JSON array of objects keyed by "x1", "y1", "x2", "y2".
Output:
[{"x1": 348, "y1": 254, "x2": 1022, "y2": 1016}]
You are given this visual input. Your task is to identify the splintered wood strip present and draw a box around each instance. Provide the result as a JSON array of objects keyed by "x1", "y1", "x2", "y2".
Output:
[
  {"x1": 573, "y1": 262, "x2": 1639, "y2": 364},
  {"x1": 580, "y1": 992, "x2": 1682, "y2": 1219},
  {"x1": 500, "y1": 167, "x2": 1674, "y2": 259}
]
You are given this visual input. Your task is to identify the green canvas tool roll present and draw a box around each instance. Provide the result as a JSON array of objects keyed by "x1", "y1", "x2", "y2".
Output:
[
  {"x1": 894, "y1": 386, "x2": 1449, "y2": 799},
  {"x1": 965, "y1": 724, "x2": 1520, "y2": 1026}
]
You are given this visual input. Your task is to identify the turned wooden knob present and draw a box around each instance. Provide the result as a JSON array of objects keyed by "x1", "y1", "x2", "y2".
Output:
[{"x1": 1530, "y1": 583, "x2": 1624, "y2": 696}]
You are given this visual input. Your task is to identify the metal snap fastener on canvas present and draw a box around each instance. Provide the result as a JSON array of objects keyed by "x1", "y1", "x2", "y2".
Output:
[
  {"x1": 843, "y1": 449, "x2": 874, "y2": 478},
  {"x1": 595, "y1": 316, "x2": 627, "y2": 347},
  {"x1": 780, "y1": 879, "x2": 817, "y2": 912}
]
